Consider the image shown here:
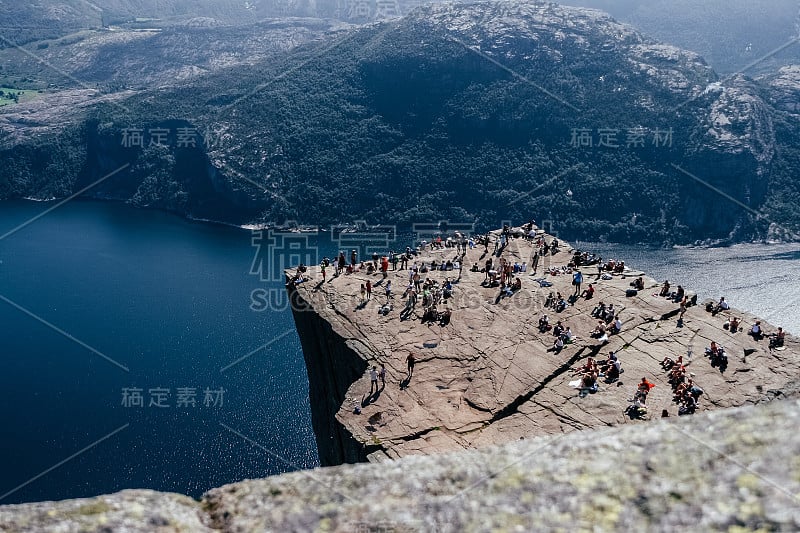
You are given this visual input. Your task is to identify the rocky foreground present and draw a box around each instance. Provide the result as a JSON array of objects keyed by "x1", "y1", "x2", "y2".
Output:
[
  {"x1": 1, "y1": 400, "x2": 799, "y2": 531},
  {"x1": 288, "y1": 229, "x2": 799, "y2": 463}
]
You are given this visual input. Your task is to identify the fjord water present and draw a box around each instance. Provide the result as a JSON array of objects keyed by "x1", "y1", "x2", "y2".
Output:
[
  {"x1": 1, "y1": 200, "x2": 799, "y2": 505},
  {"x1": 0, "y1": 200, "x2": 320, "y2": 504}
]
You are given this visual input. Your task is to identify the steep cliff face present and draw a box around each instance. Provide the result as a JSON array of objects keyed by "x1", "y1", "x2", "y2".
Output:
[{"x1": 287, "y1": 282, "x2": 369, "y2": 465}]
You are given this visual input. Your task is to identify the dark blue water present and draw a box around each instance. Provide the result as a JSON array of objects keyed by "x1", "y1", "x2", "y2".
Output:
[{"x1": 0, "y1": 200, "x2": 322, "y2": 504}]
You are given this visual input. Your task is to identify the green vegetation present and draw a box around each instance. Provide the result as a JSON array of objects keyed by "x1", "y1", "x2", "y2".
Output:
[{"x1": 0, "y1": 87, "x2": 39, "y2": 106}]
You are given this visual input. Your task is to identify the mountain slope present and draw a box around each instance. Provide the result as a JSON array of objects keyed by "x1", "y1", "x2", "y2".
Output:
[
  {"x1": 0, "y1": 19, "x2": 345, "y2": 91},
  {"x1": 2, "y1": 1, "x2": 800, "y2": 243}
]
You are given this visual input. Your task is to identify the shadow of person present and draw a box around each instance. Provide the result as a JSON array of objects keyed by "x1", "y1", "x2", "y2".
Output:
[
  {"x1": 624, "y1": 404, "x2": 647, "y2": 420},
  {"x1": 361, "y1": 393, "x2": 371, "y2": 407},
  {"x1": 400, "y1": 376, "x2": 411, "y2": 390}
]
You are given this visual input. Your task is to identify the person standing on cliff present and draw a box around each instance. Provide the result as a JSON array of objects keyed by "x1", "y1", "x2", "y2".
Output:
[
  {"x1": 369, "y1": 366, "x2": 379, "y2": 395},
  {"x1": 360, "y1": 283, "x2": 366, "y2": 303},
  {"x1": 385, "y1": 280, "x2": 393, "y2": 302},
  {"x1": 406, "y1": 353, "x2": 416, "y2": 378},
  {"x1": 572, "y1": 270, "x2": 583, "y2": 296},
  {"x1": 379, "y1": 364, "x2": 386, "y2": 388},
  {"x1": 366, "y1": 280, "x2": 372, "y2": 300},
  {"x1": 337, "y1": 252, "x2": 346, "y2": 276}
]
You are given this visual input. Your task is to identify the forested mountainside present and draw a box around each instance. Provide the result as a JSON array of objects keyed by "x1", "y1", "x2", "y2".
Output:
[{"x1": 2, "y1": 1, "x2": 800, "y2": 243}]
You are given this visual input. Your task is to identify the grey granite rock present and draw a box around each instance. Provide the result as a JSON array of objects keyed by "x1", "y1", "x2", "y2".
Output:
[
  {"x1": 0, "y1": 489, "x2": 209, "y2": 532},
  {"x1": 3, "y1": 400, "x2": 800, "y2": 532}
]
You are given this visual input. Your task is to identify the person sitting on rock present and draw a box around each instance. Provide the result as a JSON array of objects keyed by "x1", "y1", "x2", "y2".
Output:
[
  {"x1": 552, "y1": 335, "x2": 565, "y2": 353},
  {"x1": 769, "y1": 327, "x2": 785, "y2": 349},
  {"x1": 609, "y1": 315, "x2": 622, "y2": 335},
  {"x1": 591, "y1": 302, "x2": 606, "y2": 318},
  {"x1": 538, "y1": 314, "x2": 551, "y2": 333},
  {"x1": 705, "y1": 341, "x2": 727, "y2": 368},
  {"x1": 555, "y1": 296, "x2": 567, "y2": 313},
  {"x1": 553, "y1": 321, "x2": 565, "y2": 338},
  {"x1": 599, "y1": 352, "x2": 621, "y2": 381},
  {"x1": 668, "y1": 363, "x2": 686, "y2": 387},
  {"x1": 574, "y1": 357, "x2": 597, "y2": 377},
  {"x1": 711, "y1": 296, "x2": 730, "y2": 316},
  {"x1": 688, "y1": 382, "x2": 704, "y2": 402},
  {"x1": 422, "y1": 305, "x2": 438, "y2": 323},
  {"x1": 678, "y1": 391, "x2": 698, "y2": 415},
  {"x1": 605, "y1": 358, "x2": 621, "y2": 382},
  {"x1": 502, "y1": 282, "x2": 514, "y2": 297},
  {"x1": 581, "y1": 283, "x2": 595, "y2": 300},
  {"x1": 581, "y1": 369, "x2": 598, "y2": 390},
  {"x1": 631, "y1": 277, "x2": 644, "y2": 291},
  {"x1": 443, "y1": 279, "x2": 453, "y2": 299},
  {"x1": 726, "y1": 316, "x2": 741, "y2": 333},
  {"x1": 749, "y1": 321, "x2": 763, "y2": 340},
  {"x1": 660, "y1": 280, "x2": 671, "y2": 297},
  {"x1": 672, "y1": 285, "x2": 685, "y2": 303},
  {"x1": 706, "y1": 341, "x2": 721, "y2": 357},
  {"x1": 614, "y1": 261, "x2": 626, "y2": 273},
  {"x1": 603, "y1": 304, "x2": 615, "y2": 322},
  {"x1": 511, "y1": 277, "x2": 522, "y2": 292},
  {"x1": 544, "y1": 292, "x2": 555, "y2": 309},
  {"x1": 591, "y1": 321, "x2": 607, "y2": 338},
  {"x1": 673, "y1": 379, "x2": 690, "y2": 402},
  {"x1": 660, "y1": 354, "x2": 683, "y2": 370}
]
